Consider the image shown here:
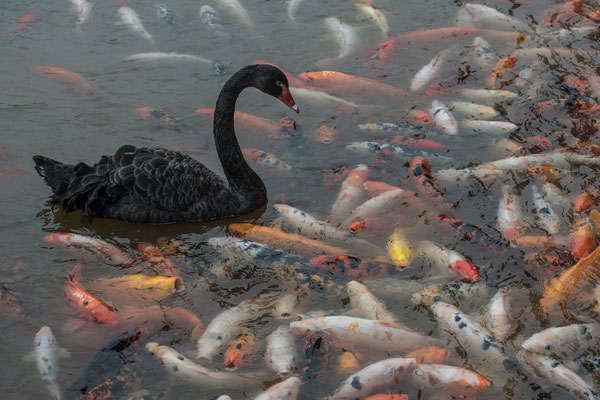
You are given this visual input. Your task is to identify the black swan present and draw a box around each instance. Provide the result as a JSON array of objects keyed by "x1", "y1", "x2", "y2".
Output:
[{"x1": 33, "y1": 64, "x2": 299, "y2": 224}]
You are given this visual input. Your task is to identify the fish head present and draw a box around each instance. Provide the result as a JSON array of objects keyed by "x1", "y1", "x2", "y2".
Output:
[
  {"x1": 521, "y1": 330, "x2": 561, "y2": 356},
  {"x1": 346, "y1": 281, "x2": 368, "y2": 307},
  {"x1": 197, "y1": 333, "x2": 225, "y2": 364},
  {"x1": 312, "y1": 125, "x2": 339, "y2": 144},
  {"x1": 430, "y1": 301, "x2": 457, "y2": 321},
  {"x1": 275, "y1": 377, "x2": 303, "y2": 398},
  {"x1": 253, "y1": 65, "x2": 299, "y2": 113},
  {"x1": 34, "y1": 326, "x2": 55, "y2": 347}
]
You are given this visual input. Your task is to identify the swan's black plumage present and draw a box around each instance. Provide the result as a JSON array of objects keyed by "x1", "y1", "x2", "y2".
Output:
[{"x1": 33, "y1": 64, "x2": 297, "y2": 224}]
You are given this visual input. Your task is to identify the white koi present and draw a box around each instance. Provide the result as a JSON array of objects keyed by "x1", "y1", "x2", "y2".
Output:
[
  {"x1": 415, "y1": 240, "x2": 480, "y2": 282},
  {"x1": 458, "y1": 120, "x2": 518, "y2": 134},
  {"x1": 521, "y1": 324, "x2": 600, "y2": 360},
  {"x1": 346, "y1": 141, "x2": 450, "y2": 160},
  {"x1": 71, "y1": 0, "x2": 93, "y2": 28},
  {"x1": 430, "y1": 100, "x2": 458, "y2": 135},
  {"x1": 470, "y1": 36, "x2": 497, "y2": 69},
  {"x1": 458, "y1": 3, "x2": 530, "y2": 32},
  {"x1": 273, "y1": 293, "x2": 299, "y2": 321},
  {"x1": 356, "y1": 4, "x2": 389, "y2": 38},
  {"x1": 516, "y1": 350, "x2": 599, "y2": 400},
  {"x1": 290, "y1": 316, "x2": 438, "y2": 353},
  {"x1": 33, "y1": 327, "x2": 68, "y2": 400},
  {"x1": 124, "y1": 52, "x2": 211, "y2": 64},
  {"x1": 217, "y1": 0, "x2": 252, "y2": 27},
  {"x1": 146, "y1": 342, "x2": 265, "y2": 387},
  {"x1": 542, "y1": 182, "x2": 571, "y2": 209},
  {"x1": 487, "y1": 287, "x2": 512, "y2": 342},
  {"x1": 292, "y1": 87, "x2": 359, "y2": 107},
  {"x1": 497, "y1": 184, "x2": 522, "y2": 241},
  {"x1": 458, "y1": 88, "x2": 518, "y2": 103},
  {"x1": 325, "y1": 17, "x2": 356, "y2": 59},
  {"x1": 287, "y1": 0, "x2": 303, "y2": 21},
  {"x1": 329, "y1": 164, "x2": 369, "y2": 226},
  {"x1": 43, "y1": 232, "x2": 132, "y2": 266},
  {"x1": 531, "y1": 184, "x2": 560, "y2": 235},
  {"x1": 448, "y1": 101, "x2": 498, "y2": 119},
  {"x1": 346, "y1": 281, "x2": 399, "y2": 324},
  {"x1": 411, "y1": 47, "x2": 455, "y2": 92},
  {"x1": 340, "y1": 188, "x2": 405, "y2": 229},
  {"x1": 331, "y1": 358, "x2": 416, "y2": 400},
  {"x1": 118, "y1": 2, "x2": 154, "y2": 44},
  {"x1": 255, "y1": 376, "x2": 302, "y2": 400},
  {"x1": 265, "y1": 325, "x2": 297, "y2": 377}
]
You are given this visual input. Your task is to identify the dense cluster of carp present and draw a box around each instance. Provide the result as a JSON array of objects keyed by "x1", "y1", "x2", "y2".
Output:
[{"x1": 6, "y1": 0, "x2": 600, "y2": 398}]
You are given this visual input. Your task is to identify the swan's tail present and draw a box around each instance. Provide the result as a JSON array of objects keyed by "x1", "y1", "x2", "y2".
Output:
[{"x1": 32, "y1": 155, "x2": 75, "y2": 196}]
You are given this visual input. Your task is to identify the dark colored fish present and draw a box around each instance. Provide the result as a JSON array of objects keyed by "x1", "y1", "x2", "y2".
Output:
[
  {"x1": 155, "y1": 4, "x2": 178, "y2": 29},
  {"x1": 434, "y1": 214, "x2": 509, "y2": 253},
  {"x1": 266, "y1": 264, "x2": 344, "y2": 296},
  {"x1": 302, "y1": 332, "x2": 330, "y2": 381},
  {"x1": 309, "y1": 255, "x2": 395, "y2": 280}
]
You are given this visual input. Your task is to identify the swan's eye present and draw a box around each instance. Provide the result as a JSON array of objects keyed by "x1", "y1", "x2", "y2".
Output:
[{"x1": 276, "y1": 81, "x2": 283, "y2": 87}]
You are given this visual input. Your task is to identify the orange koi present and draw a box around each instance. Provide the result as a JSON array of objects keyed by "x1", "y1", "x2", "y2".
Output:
[
  {"x1": 44, "y1": 232, "x2": 132, "y2": 265},
  {"x1": 367, "y1": 39, "x2": 398, "y2": 71},
  {"x1": 2, "y1": 11, "x2": 37, "y2": 38},
  {"x1": 406, "y1": 346, "x2": 450, "y2": 364},
  {"x1": 364, "y1": 181, "x2": 400, "y2": 197},
  {"x1": 36, "y1": 66, "x2": 97, "y2": 94},
  {"x1": 309, "y1": 255, "x2": 395, "y2": 280},
  {"x1": 486, "y1": 56, "x2": 517, "y2": 90},
  {"x1": 329, "y1": 164, "x2": 369, "y2": 225},
  {"x1": 591, "y1": 210, "x2": 600, "y2": 234},
  {"x1": 137, "y1": 243, "x2": 179, "y2": 276},
  {"x1": 564, "y1": 75, "x2": 591, "y2": 96},
  {"x1": 386, "y1": 136, "x2": 443, "y2": 150},
  {"x1": 0, "y1": 166, "x2": 25, "y2": 180},
  {"x1": 527, "y1": 166, "x2": 570, "y2": 185},
  {"x1": 228, "y1": 223, "x2": 351, "y2": 257},
  {"x1": 64, "y1": 265, "x2": 120, "y2": 326},
  {"x1": 408, "y1": 109, "x2": 431, "y2": 124},
  {"x1": 195, "y1": 108, "x2": 282, "y2": 137},
  {"x1": 224, "y1": 330, "x2": 259, "y2": 371},
  {"x1": 312, "y1": 125, "x2": 340, "y2": 144},
  {"x1": 391, "y1": 26, "x2": 482, "y2": 45},
  {"x1": 297, "y1": 71, "x2": 410, "y2": 103},
  {"x1": 570, "y1": 216, "x2": 596, "y2": 259},
  {"x1": 574, "y1": 192, "x2": 596, "y2": 212}
]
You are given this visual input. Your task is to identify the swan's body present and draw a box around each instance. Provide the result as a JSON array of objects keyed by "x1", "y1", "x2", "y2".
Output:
[{"x1": 33, "y1": 65, "x2": 298, "y2": 224}]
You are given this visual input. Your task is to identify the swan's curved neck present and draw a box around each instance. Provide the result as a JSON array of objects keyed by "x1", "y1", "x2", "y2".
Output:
[{"x1": 213, "y1": 66, "x2": 266, "y2": 205}]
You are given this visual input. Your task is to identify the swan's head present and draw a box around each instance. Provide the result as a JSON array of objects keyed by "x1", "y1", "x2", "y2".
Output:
[{"x1": 253, "y1": 65, "x2": 299, "y2": 114}]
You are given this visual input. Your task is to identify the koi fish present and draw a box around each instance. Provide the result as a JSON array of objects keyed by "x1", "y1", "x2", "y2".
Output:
[
  {"x1": 155, "y1": 4, "x2": 177, "y2": 28},
  {"x1": 458, "y1": 88, "x2": 518, "y2": 103},
  {"x1": 32, "y1": 327, "x2": 68, "y2": 400},
  {"x1": 368, "y1": 39, "x2": 398, "y2": 71},
  {"x1": 470, "y1": 36, "x2": 496, "y2": 69},
  {"x1": 516, "y1": 350, "x2": 599, "y2": 400},
  {"x1": 287, "y1": 0, "x2": 304, "y2": 21},
  {"x1": 391, "y1": 26, "x2": 482, "y2": 45},
  {"x1": 267, "y1": 264, "x2": 345, "y2": 296},
  {"x1": 386, "y1": 229, "x2": 412, "y2": 266},
  {"x1": 531, "y1": 185, "x2": 560, "y2": 235},
  {"x1": 405, "y1": 346, "x2": 450, "y2": 364},
  {"x1": 224, "y1": 330, "x2": 259, "y2": 371},
  {"x1": 1, "y1": 11, "x2": 37, "y2": 38},
  {"x1": 36, "y1": 66, "x2": 97, "y2": 94},
  {"x1": 64, "y1": 265, "x2": 120, "y2": 326},
  {"x1": 89, "y1": 274, "x2": 183, "y2": 304},
  {"x1": 415, "y1": 240, "x2": 480, "y2": 282},
  {"x1": 408, "y1": 109, "x2": 431, "y2": 124},
  {"x1": 412, "y1": 281, "x2": 490, "y2": 307},
  {"x1": 407, "y1": 364, "x2": 491, "y2": 396},
  {"x1": 71, "y1": 0, "x2": 93, "y2": 27},
  {"x1": 430, "y1": 100, "x2": 458, "y2": 135},
  {"x1": 218, "y1": 0, "x2": 253, "y2": 27},
  {"x1": 135, "y1": 107, "x2": 195, "y2": 133},
  {"x1": 273, "y1": 293, "x2": 299, "y2": 321},
  {"x1": 255, "y1": 376, "x2": 302, "y2": 400},
  {"x1": 265, "y1": 325, "x2": 297, "y2": 377},
  {"x1": 364, "y1": 181, "x2": 400, "y2": 197},
  {"x1": 522, "y1": 323, "x2": 600, "y2": 360},
  {"x1": 434, "y1": 214, "x2": 508, "y2": 252},
  {"x1": 346, "y1": 141, "x2": 450, "y2": 160},
  {"x1": 497, "y1": 184, "x2": 522, "y2": 242},
  {"x1": 487, "y1": 287, "x2": 512, "y2": 342},
  {"x1": 358, "y1": 122, "x2": 433, "y2": 136},
  {"x1": 310, "y1": 255, "x2": 395, "y2": 280},
  {"x1": 329, "y1": 164, "x2": 369, "y2": 226},
  {"x1": 411, "y1": 47, "x2": 455, "y2": 92},
  {"x1": 118, "y1": 2, "x2": 154, "y2": 44},
  {"x1": 124, "y1": 52, "x2": 211, "y2": 64},
  {"x1": 574, "y1": 192, "x2": 596, "y2": 213},
  {"x1": 347, "y1": 281, "x2": 400, "y2": 324},
  {"x1": 312, "y1": 125, "x2": 340, "y2": 144},
  {"x1": 147, "y1": 343, "x2": 267, "y2": 387},
  {"x1": 65, "y1": 327, "x2": 148, "y2": 399},
  {"x1": 458, "y1": 120, "x2": 518, "y2": 134},
  {"x1": 290, "y1": 316, "x2": 439, "y2": 353},
  {"x1": 195, "y1": 108, "x2": 282, "y2": 137},
  {"x1": 137, "y1": 242, "x2": 179, "y2": 276},
  {"x1": 229, "y1": 223, "x2": 352, "y2": 257},
  {"x1": 324, "y1": 17, "x2": 356, "y2": 59},
  {"x1": 340, "y1": 188, "x2": 406, "y2": 229},
  {"x1": 356, "y1": 4, "x2": 389, "y2": 38},
  {"x1": 242, "y1": 148, "x2": 292, "y2": 172},
  {"x1": 364, "y1": 396, "x2": 408, "y2": 400},
  {"x1": 570, "y1": 216, "x2": 596, "y2": 259},
  {"x1": 331, "y1": 358, "x2": 416, "y2": 400},
  {"x1": 297, "y1": 71, "x2": 409, "y2": 103},
  {"x1": 199, "y1": 5, "x2": 225, "y2": 34},
  {"x1": 118, "y1": 305, "x2": 204, "y2": 341},
  {"x1": 448, "y1": 102, "x2": 499, "y2": 119},
  {"x1": 457, "y1": 3, "x2": 530, "y2": 32}
]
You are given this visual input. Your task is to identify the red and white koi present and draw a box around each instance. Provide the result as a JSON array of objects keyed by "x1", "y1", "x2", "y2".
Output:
[
  {"x1": 411, "y1": 47, "x2": 455, "y2": 92},
  {"x1": 290, "y1": 316, "x2": 438, "y2": 353},
  {"x1": 516, "y1": 350, "x2": 599, "y2": 400},
  {"x1": 32, "y1": 326, "x2": 68, "y2": 400},
  {"x1": 331, "y1": 358, "x2": 416, "y2": 400},
  {"x1": 242, "y1": 148, "x2": 292, "y2": 172},
  {"x1": 265, "y1": 325, "x2": 297, "y2": 377},
  {"x1": 448, "y1": 101, "x2": 499, "y2": 119},
  {"x1": 415, "y1": 240, "x2": 481, "y2": 282},
  {"x1": 329, "y1": 164, "x2": 369, "y2": 225},
  {"x1": 124, "y1": 52, "x2": 211, "y2": 64},
  {"x1": 325, "y1": 17, "x2": 356, "y2": 59},
  {"x1": 356, "y1": 4, "x2": 389, "y2": 38},
  {"x1": 521, "y1": 323, "x2": 600, "y2": 360},
  {"x1": 346, "y1": 281, "x2": 399, "y2": 324},
  {"x1": 44, "y1": 232, "x2": 132, "y2": 266},
  {"x1": 147, "y1": 343, "x2": 265, "y2": 387},
  {"x1": 255, "y1": 376, "x2": 302, "y2": 400},
  {"x1": 457, "y1": 4, "x2": 530, "y2": 32},
  {"x1": 531, "y1": 185, "x2": 560, "y2": 235},
  {"x1": 118, "y1": 2, "x2": 154, "y2": 44},
  {"x1": 487, "y1": 287, "x2": 512, "y2": 342},
  {"x1": 497, "y1": 184, "x2": 522, "y2": 241},
  {"x1": 430, "y1": 100, "x2": 458, "y2": 135},
  {"x1": 408, "y1": 109, "x2": 431, "y2": 124},
  {"x1": 458, "y1": 120, "x2": 518, "y2": 134},
  {"x1": 217, "y1": 0, "x2": 253, "y2": 27},
  {"x1": 407, "y1": 364, "x2": 491, "y2": 396},
  {"x1": 570, "y1": 215, "x2": 596, "y2": 259},
  {"x1": 405, "y1": 346, "x2": 450, "y2": 364},
  {"x1": 71, "y1": 0, "x2": 93, "y2": 28}
]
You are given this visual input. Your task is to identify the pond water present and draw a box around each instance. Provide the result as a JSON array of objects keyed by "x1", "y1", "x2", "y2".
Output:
[{"x1": 1, "y1": 0, "x2": 600, "y2": 398}]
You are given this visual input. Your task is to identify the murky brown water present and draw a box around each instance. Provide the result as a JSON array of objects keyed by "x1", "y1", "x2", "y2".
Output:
[{"x1": 2, "y1": 0, "x2": 600, "y2": 398}]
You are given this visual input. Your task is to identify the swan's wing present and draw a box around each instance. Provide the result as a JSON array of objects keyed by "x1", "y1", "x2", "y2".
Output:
[{"x1": 103, "y1": 145, "x2": 227, "y2": 212}]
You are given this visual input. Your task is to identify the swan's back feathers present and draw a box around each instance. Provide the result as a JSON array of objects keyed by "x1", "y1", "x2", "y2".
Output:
[{"x1": 33, "y1": 145, "x2": 231, "y2": 223}]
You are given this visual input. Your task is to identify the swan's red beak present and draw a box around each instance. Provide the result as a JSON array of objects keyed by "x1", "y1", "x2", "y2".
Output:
[{"x1": 279, "y1": 86, "x2": 299, "y2": 114}]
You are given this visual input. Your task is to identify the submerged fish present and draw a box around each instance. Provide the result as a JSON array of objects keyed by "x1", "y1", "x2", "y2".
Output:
[
  {"x1": 347, "y1": 280, "x2": 399, "y2": 324},
  {"x1": 242, "y1": 148, "x2": 292, "y2": 172},
  {"x1": 356, "y1": 4, "x2": 389, "y2": 38},
  {"x1": 155, "y1": 4, "x2": 177, "y2": 28},
  {"x1": 324, "y1": 17, "x2": 356, "y2": 59},
  {"x1": 430, "y1": 100, "x2": 458, "y2": 135},
  {"x1": 265, "y1": 325, "x2": 298, "y2": 377},
  {"x1": 287, "y1": 0, "x2": 303, "y2": 21},
  {"x1": 457, "y1": 3, "x2": 530, "y2": 32},
  {"x1": 36, "y1": 66, "x2": 97, "y2": 95},
  {"x1": 346, "y1": 141, "x2": 450, "y2": 160},
  {"x1": 411, "y1": 47, "x2": 455, "y2": 92},
  {"x1": 255, "y1": 376, "x2": 302, "y2": 400},
  {"x1": 71, "y1": 0, "x2": 93, "y2": 27},
  {"x1": 124, "y1": 52, "x2": 211, "y2": 64},
  {"x1": 217, "y1": 0, "x2": 253, "y2": 27},
  {"x1": 522, "y1": 323, "x2": 600, "y2": 360},
  {"x1": 44, "y1": 232, "x2": 131, "y2": 265},
  {"x1": 200, "y1": 5, "x2": 225, "y2": 34},
  {"x1": 1, "y1": 11, "x2": 38, "y2": 38},
  {"x1": 224, "y1": 330, "x2": 259, "y2": 371},
  {"x1": 33, "y1": 327, "x2": 68, "y2": 400},
  {"x1": 448, "y1": 102, "x2": 499, "y2": 120},
  {"x1": 118, "y1": 2, "x2": 154, "y2": 44}
]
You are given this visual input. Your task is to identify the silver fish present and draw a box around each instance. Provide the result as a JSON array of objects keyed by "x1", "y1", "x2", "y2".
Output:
[
  {"x1": 200, "y1": 5, "x2": 226, "y2": 34},
  {"x1": 33, "y1": 326, "x2": 68, "y2": 400},
  {"x1": 324, "y1": 17, "x2": 356, "y2": 59},
  {"x1": 265, "y1": 325, "x2": 297, "y2": 377}
]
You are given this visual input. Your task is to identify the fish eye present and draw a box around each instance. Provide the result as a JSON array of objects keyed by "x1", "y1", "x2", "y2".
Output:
[
  {"x1": 286, "y1": 389, "x2": 291, "y2": 396},
  {"x1": 544, "y1": 344, "x2": 551, "y2": 350},
  {"x1": 291, "y1": 356, "x2": 295, "y2": 361}
]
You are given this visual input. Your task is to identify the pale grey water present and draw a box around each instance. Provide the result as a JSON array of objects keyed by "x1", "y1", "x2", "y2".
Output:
[{"x1": 1, "y1": 0, "x2": 600, "y2": 398}]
